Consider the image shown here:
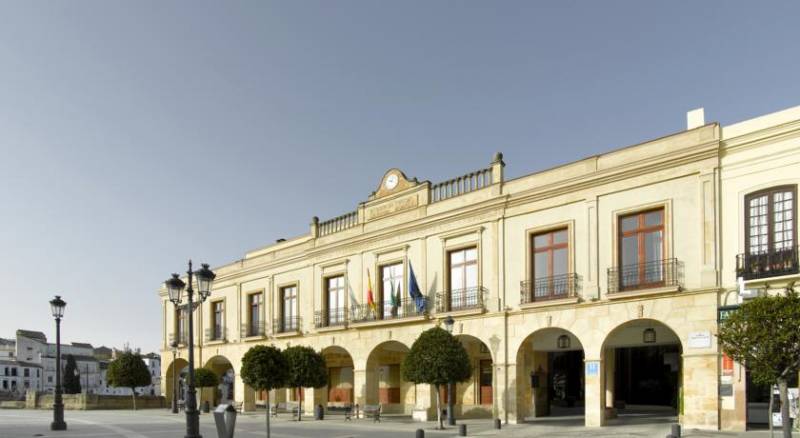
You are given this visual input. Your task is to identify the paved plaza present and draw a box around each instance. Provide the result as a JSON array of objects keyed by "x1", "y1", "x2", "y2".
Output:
[{"x1": 0, "y1": 409, "x2": 784, "y2": 438}]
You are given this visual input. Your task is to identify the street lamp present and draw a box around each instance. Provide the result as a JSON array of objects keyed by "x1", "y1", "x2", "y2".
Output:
[
  {"x1": 170, "y1": 341, "x2": 179, "y2": 414},
  {"x1": 443, "y1": 316, "x2": 456, "y2": 426},
  {"x1": 165, "y1": 260, "x2": 216, "y2": 438},
  {"x1": 49, "y1": 295, "x2": 67, "y2": 431}
]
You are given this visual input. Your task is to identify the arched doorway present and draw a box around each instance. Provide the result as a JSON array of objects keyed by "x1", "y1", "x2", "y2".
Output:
[
  {"x1": 204, "y1": 356, "x2": 235, "y2": 406},
  {"x1": 164, "y1": 358, "x2": 189, "y2": 405},
  {"x1": 365, "y1": 341, "x2": 412, "y2": 415},
  {"x1": 602, "y1": 319, "x2": 682, "y2": 424},
  {"x1": 516, "y1": 328, "x2": 585, "y2": 423},
  {"x1": 452, "y1": 335, "x2": 493, "y2": 419},
  {"x1": 320, "y1": 346, "x2": 354, "y2": 407}
]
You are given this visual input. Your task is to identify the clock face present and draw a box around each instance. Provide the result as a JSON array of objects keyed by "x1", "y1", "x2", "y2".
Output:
[{"x1": 385, "y1": 174, "x2": 399, "y2": 190}]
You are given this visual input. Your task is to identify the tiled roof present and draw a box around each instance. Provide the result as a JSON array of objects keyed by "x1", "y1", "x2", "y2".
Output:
[
  {"x1": 16, "y1": 330, "x2": 46, "y2": 342},
  {"x1": 71, "y1": 342, "x2": 94, "y2": 349}
]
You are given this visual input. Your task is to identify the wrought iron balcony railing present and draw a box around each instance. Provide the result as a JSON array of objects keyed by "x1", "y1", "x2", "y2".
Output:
[
  {"x1": 241, "y1": 321, "x2": 266, "y2": 338},
  {"x1": 314, "y1": 308, "x2": 348, "y2": 329},
  {"x1": 520, "y1": 273, "x2": 580, "y2": 304},
  {"x1": 204, "y1": 327, "x2": 227, "y2": 342},
  {"x1": 274, "y1": 316, "x2": 302, "y2": 334},
  {"x1": 349, "y1": 296, "x2": 430, "y2": 323},
  {"x1": 169, "y1": 333, "x2": 187, "y2": 346},
  {"x1": 736, "y1": 246, "x2": 800, "y2": 280},
  {"x1": 435, "y1": 286, "x2": 486, "y2": 313},
  {"x1": 608, "y1": 258, "x2": 682, "y2": 294}
]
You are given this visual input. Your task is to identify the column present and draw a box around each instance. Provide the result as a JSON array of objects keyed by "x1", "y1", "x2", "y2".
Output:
[
  {"x1": 303, "y1": 387, "x2": 316, "y2": 416},
  {"x1": 235, "y1": 375, "x2": 254, "y2": 412},
  {"x1": 353, "y1": 368, "x2": 367, "y2": 418},
  {"x1": 496, "y1": 363, "x2": 516, "y2": 424},
  {"x1": 532, "y1": 351, "x2": 549, "y2": 417},
  {"x1": 682, "y1": 353, "x2": 719, "y2": 430},
  {"x1": 604, "y1": 349, "x2": 615, "y2": 410},
  {"x1": 584, "y1": 357, "x2": 605, "y2": 427},
  {"x1": 412, "y1": 382, "x2": 435, "y2": 421}
]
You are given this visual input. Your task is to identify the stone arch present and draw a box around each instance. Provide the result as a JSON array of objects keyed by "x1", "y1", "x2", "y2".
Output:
[
  {"x1": 453, "y1": 334, "x2": 495, "y2": 418},
  {"x1": 317, "y1": 345, "x2": 356, "y2": 408},
  {"x1": 600, "y1": 318, "x2": 683, "y2": 422},
  {"x1": 203, "y1": 355, "x2": 235, "y2": 406},
  {"x1": 365, "y1": 340, "x2": 412, "y2": 414},
  {"x1": 515, "y1": 327, "x2": 586, "y2": 421},
  {"x1": 164, "y1": 358, "x2": 189, "y2": 403}
]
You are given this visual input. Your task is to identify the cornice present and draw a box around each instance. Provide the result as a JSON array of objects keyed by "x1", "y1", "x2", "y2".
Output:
[{"x1": 722, "y1": 118, "x2": 800, "y2": 152}]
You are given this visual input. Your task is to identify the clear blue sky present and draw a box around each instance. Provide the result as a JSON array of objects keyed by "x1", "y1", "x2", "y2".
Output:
[{"x1": 1, "y1": 1, "x2": 798, "y2": 353}]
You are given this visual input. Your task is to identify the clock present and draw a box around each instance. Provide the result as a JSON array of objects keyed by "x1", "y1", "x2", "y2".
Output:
[{"x1": 385, "y1": 174, "x2": 399, "y2": 190}]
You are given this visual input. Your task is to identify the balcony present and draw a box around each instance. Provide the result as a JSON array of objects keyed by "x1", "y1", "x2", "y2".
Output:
[
  {"x1": 520, "y1": 274, "x2": 580, "y2": 304},
  {"x1": 350, "y1": 296, "x2": 430, "y2": 324},
  {"x1": 314, "y1": 308, "x2": 348, "y2": 329},
  {"x1": 204, "y1": 327, "x2": 227, "y2": 343},
  {"x1": 435, "y1": 286, "x2": 486, "y2": 313},
  {"x1": 168, "y1": 333, "x2": 187, "y2": 346},
  {"x1": 273, "y1": 317, "x2": 302, "y2": 334},
  {"x1": 608, "y1": 258, "x2": 682, "y2": 294},
  {"x1": 736, "y1": 247, "x2": 800, "y2": 280},
  {"x1": 240, "y1": 321, "x2": 266, "y2": 339}
]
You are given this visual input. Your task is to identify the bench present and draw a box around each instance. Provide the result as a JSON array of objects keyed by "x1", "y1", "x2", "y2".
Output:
[
  {"x1": 362, "y1": 404, "x2": 381, "y2": 422},
  {"x1": 326, "y1": 404, "x2": 353, "y2": 421},
  {"x1": 270, "y1": 401, "x2": 300, "y2": 417},
  {"x1": 232, "y1": 401, "x2": 243, "y2": 413}
]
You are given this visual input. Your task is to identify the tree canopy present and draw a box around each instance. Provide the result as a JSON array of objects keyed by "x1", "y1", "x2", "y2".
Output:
[
  {"x1": 240, "y1": 345, "x2": 288, "y2": 392},
  {"x1": 63, "y1": 354, "x2": 82, "y2": 394},
  {"x1": 718, "y1": 290, "x2": 800, "y2": 438},
  {"x1": 194, "y1": 368, "x2": 219, "y2": 388},
  {"x1": 106, "y1": 351, "x2": 151, "y2": 410},
  {"x1": 403, "y1": 326, "x2": 471, "y2": 386},
  {"x1": 284, "y1": 345, "x2": 327, "y2": 421},
  {"x1": 402, "y1": 326, "x2": 472, "y2": 429}
]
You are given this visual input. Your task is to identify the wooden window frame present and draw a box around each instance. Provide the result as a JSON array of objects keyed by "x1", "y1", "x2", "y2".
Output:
[
  {"x1": 246, "y1": 292, "x2": 262, "y2": 337},
  {"x1": 744, "y1": 185, "x2": 797, "y2": 255},
  {"x1": 531, "y1": 227, "x2": 569, "y2": 297},
  {"x1": 211, "y1": 300, "x2": 224, "y2": 340},
  {"x1": 378, "y1": 261, "x2": 404, "y2": 320},
  {"x1": 618, "y1": 208, "x2": 665, "y2": 289},
  {"x1": 279, "y1": 284, "x2": 298, "y2": 330},
  {"x1": 324, "y1": 275, "x2": 346, "y2": 325}
]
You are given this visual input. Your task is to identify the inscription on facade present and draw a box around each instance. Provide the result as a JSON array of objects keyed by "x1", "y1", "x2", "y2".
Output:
[{"x1": 367, "y1": 194, "x2": 418, "y2": 220}]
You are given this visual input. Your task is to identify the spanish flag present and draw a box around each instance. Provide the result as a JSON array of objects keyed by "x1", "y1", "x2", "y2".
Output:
[{"x1": 367, "y1": 269, "x2": 377, "y2": 314}]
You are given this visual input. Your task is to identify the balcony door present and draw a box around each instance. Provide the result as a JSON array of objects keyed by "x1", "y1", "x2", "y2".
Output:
[
  {"x1": 281, "y1": 285, "x2": 297, "y2": 331},
  {"x1": 326, "y1": 276, "x2": 345, "y2": 325},
  {"x1": 532, "y1": 229, "x2": 569, "y2": 299},
  {"x1": 619, "y1": 209, "x2": 664, "y2": 289},
  {"x1": 449, "y1": 247, "x2": 478, "y2": 310},
  {"x1": 746, "y1": 186, "x2": 795, "y2": 255}
]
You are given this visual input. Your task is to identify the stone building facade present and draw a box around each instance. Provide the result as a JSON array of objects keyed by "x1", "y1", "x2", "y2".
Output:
[{"x1": 159, "y1": 105, "x2": 800, "y2": 431}]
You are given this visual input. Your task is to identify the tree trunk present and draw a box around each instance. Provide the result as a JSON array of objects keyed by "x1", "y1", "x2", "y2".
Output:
[
  {"x1": 131, "y1": 388, "x2": 137, "y2": 411},
  {"x1": 769, "y1": 383, "x2": 775, "y2": 438},
  {"x1": 266, "y1": 391, "x2": 271, "y2": 438},
  {"x1": 297, "y1": 388, "x2": 302, "y2": 422},
  {"x1": 779, "y1": 379, "x2": 791, "y2": 438},
  {"x1": 435, "y1": 384, "x2": 443, "y2": 430}
]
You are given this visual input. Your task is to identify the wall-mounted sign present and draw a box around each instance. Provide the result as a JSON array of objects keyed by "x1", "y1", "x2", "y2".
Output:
[
  {"x1": 586, "y1": 361, "x2": 599, "y2": 377},
  {"x1": 688, "y1": 331, "x2": 712, "y2": 349},
  {"x1": 718, "y1": 305, "x2": 740, "y2": 322},
  {"x1": 719, "y1": 384, "x2": 733, "y2": 397}
]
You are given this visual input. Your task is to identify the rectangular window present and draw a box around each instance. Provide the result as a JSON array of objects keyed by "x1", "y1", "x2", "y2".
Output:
[
  {"x1": 326, "y1": 276, "x2": 345, "y2": 325},
  {"x1": 281, "y1": 285, "x2": 298, "y2": 331},
  {"x1": 247, "y1": 293, "x2": 262, "y2": 336},
  {"x1": 24, "y1": 368, "x2": 29, "y2": 377},
  {"x1": 212, "y1": 301, "x2": 224, "y2": 340},
  {"x1": 11, "y1": 368, "x2": 17, "y2": 377},
  {"x1": 380, "y1": 263, "x2": 403, "y2": 319},
  {"x1": 618, "y1": 208, "x2": 664, "y2": 289},
  {"x1": 176, "y1": 308, "x2": 186, "y2": 344},
  {"x1": 448, "y1": 247, "x2": 479, "y2": 310},
  {"x1": 746, "y1": 186, "x2": 796, "y2": 254},
  {"x1": 532, "y1": 228, "x2": 569, "y2": 299}
]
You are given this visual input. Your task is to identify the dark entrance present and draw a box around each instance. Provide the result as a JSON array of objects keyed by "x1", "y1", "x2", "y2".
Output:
[
  {"x1": 746, "y1": 370, "x2": 798, "y2": 430},
  {"x1": 548, "y1": 350, "x2": 584, "y2": 413},
  {"x1": 613, "y1": 345, "x2": 680, "y2": 410}
]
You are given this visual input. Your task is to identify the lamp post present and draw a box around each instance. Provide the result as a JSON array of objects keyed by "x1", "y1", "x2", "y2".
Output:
[
  {"x1": 443, "y1": 315, "x2": 456, "y2": 426},
  {"x1": 49, "y1": 295, "x2": 67, "y2": 431},
  {"x1": 165, "y1": 260, "x2": 216, "y2": 438},
  {"x1": 170, "y1": 341, "x2": 179, "y2": 414}
]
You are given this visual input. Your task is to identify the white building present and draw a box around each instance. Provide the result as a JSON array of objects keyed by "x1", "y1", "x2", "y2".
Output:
[{"x1": 96, "y1": 350, "x2": 160, "y2": 396}]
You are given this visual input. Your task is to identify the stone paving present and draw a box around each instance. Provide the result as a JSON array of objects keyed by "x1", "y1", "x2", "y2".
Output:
[{"x1": 0, "y1": 409, "x2": 785, "y2": 438}]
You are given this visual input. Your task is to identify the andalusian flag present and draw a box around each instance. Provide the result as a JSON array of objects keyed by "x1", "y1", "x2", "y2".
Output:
[{"x1": 367, "y1": 269, "x2": 377, "y2": 314}]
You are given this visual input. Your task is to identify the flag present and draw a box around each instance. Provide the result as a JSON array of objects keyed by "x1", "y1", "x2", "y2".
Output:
[
  {"x1": 367, "y1": 269, "x2": 377, "y2": 314},
  {"x1": 390, "y1": 281, "x2": 399, "y2": 316},
  {"x1": 408, "y1": 262, "x2": 426, "y2": 313}
]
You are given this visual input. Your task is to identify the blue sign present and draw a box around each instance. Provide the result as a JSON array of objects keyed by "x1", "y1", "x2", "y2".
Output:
[{"x1": 586, "y1": 361, "x2": 599, "y2": 376}]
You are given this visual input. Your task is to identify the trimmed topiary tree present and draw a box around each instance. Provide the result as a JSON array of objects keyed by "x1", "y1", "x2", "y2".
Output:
[
  {"x1": 63, "y1": 354, "x2": 82, "y2": 394},
  {"x1": 718, "y1": 289, "x2": 800, "y2": 438},
  {"x1": 106, "y1": 351, "x2": 151, "y2": 410},
  {"x1": 241, "y1": 345, "x2": 288, "y2": 438},
  {"x1": 194, "y1": 367, "x2": 220, "y2": 410},
  {"x1": 283, "y1": 345, "x2": 327, "y2": 421},
  {"x1": 402, "y1": 326, "x2": 471, "y2": 429}
]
